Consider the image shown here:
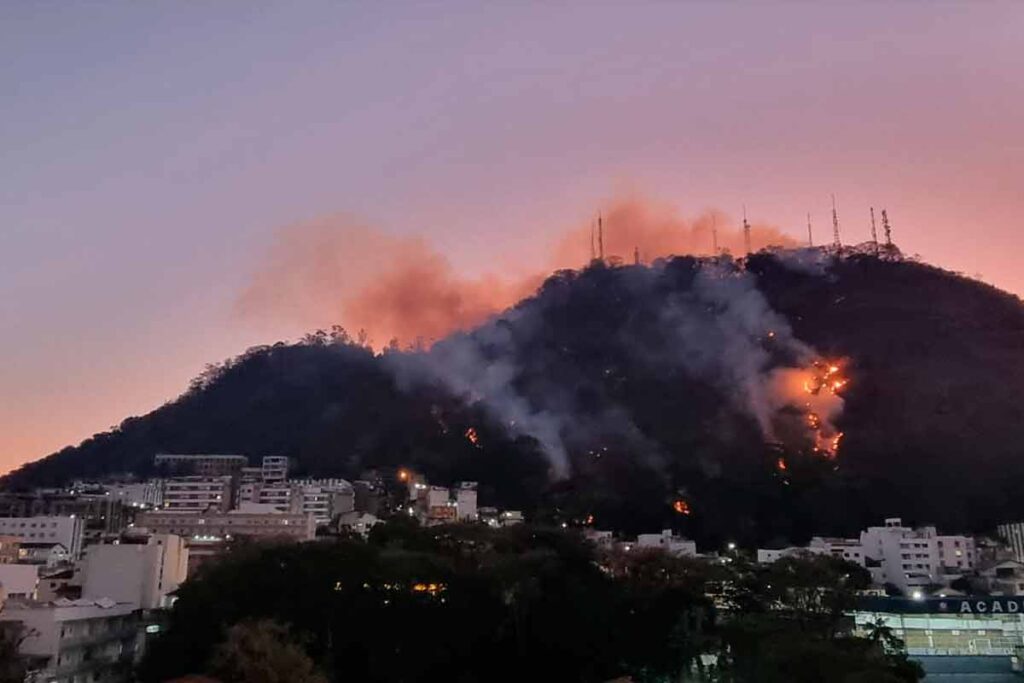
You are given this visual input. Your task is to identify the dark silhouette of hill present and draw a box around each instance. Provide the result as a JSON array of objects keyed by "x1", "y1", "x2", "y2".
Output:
[{"x1": 6, "y1": 250, "x2": 1024, "y2": 547}]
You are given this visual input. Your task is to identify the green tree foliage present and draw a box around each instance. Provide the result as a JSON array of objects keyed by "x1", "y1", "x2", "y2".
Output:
[
  {"x1": 140, "y1": 525, "x2": 921, "y2": 683},
  {"x1": 210, "y1": 619, "x2": 326, "y2": 683}
]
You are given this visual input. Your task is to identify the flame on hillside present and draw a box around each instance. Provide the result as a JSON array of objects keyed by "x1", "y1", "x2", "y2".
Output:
[{"x1": 771, "y1": 359, "x2": 847, "y2": 459}]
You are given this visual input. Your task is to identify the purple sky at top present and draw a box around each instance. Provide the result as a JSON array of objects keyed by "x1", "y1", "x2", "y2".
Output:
[{"x1": 2, "y1": 2, "x2": 1022, "y2": 472}]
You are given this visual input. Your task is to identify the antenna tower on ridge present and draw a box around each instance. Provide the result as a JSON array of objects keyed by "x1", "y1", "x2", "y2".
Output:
[
  {"x1": 634, "y1": 246, "x2": 640, "y2": 265},
  {"x1": 598, "y1": 212, "x2": 605, "y2": 261},
  {"x1": 831, "y1": 194, "x2": 842, "y2": 252},
  {"x1": 881, "y1": 209, "x2": 892, "y2": 246},
  {"x1": 589, "y1": 220, "x2": 596, "y2": 262},
  {"x1": 712, "y1": 215, "x2": 719, "y2": 254},
  {"x1": 743, "y1": 205, "x2": 752, "y2": 255},
  {"x1": 807, "y1": 213, "x2": 813, "y2": 247},
  {"x1": 870, "y1": 207, "x2": 879, "y2": 255}
]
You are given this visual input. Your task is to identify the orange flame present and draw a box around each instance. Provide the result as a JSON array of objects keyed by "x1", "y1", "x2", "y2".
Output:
[
  {"x1": 464, "y1": 427, "x2": 481, "y2": 448},
  {"x1": 673, "y1": 499, "x2": 692, "y2": 515}
]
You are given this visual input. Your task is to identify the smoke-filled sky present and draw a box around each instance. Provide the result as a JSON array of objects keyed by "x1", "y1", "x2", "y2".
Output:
[{"x1": 2, "y1": 2, "x2": 1022, "y2": 473}]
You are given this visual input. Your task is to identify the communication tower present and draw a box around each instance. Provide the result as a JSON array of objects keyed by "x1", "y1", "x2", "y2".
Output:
[
  {"x1": 831, "y1": 195, "x2": 842, "y2": 252},
  {"x1": 743, "y1": 206, "x2": 752, "y2": 255}
]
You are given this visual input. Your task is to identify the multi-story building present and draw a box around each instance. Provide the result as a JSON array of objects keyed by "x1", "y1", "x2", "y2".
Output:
[
  {"x1": 0, "y1": 517, "x2": 84, "y2": 559},
  {"x1": 0, "y1": 564, "x2": 41, "y2": 601},
  {"x1": 135, "y1": 510, "x2": 316, "y2": 543},
  {"x1": 0, "y1": 492, "x2": 129, "y2": 535},
  {"x1": 0, "y1": 598, "x2": 141, "y2": 683},
  {"x1": 290, "y1": 480, "x2": 354, "y2": 526},
  {"x1": 260, "y1": 456, "x2": 290, "y2": 483},
  {"x1": 161, "y1": 476, "x2": 233, "y2": 513},
  {"x1": 153, "y1": 453, "x2": 250, "y2": 477},
  {"x1": 636, "y1": 530, "x2": 698, "y2": 557},
  {"x1": 80, "y1": 534, "x2": 188, "y2": 609},
  {"x1": 997, "y1": 521, "x2": 1024, "y2": 563},
  {"x1": 454, "y1": 482, "x2": 478, "y2": 522},
  {"x1": 860, "y1": 518, "x2": 975, "y2": 593}
]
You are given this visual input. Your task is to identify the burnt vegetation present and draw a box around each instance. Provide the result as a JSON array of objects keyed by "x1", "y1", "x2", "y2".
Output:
[{"x1": 6, "y1": 253, "x2": 1024, "y2": 546}]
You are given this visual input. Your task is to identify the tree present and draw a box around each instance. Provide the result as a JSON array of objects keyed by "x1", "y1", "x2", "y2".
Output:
[{"x1": 210, "y1": 620, "x2": 326, "y2": 683}]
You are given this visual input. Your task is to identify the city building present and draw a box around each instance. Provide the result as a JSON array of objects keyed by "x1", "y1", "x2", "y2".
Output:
[
  {"x1": 0, "y1": 516, "x2": 83, "y2": 559},
  {"x1": 260, "y1": 456, "x2": 290, "y2": 483},
  {"x1": 135, "y1": 510, "x2": 316, "y2": 543},
  {"x1": 636, "y1": 530, "x2": 698, "y2": 557},
  {"x1": 80, "y1": 535, "x2": 188, "y2": 609},
  {"x1": 997, "y1": 521, "x2": 1024, "y2": 563},
  {"x1": 161, "y1": 476, "x2": 233, "y2": 513},
  {"x1": 0, "y1": 492, "x2": 130, "y2": 535},
  {"x1": 290, "y1": 479, "x2": 354, "y2": 526},
  {"x1": 0, "y1": 535, "x2": 21, "y2": 563},
  {"x1": 0, "y1": 564, "x2": 40, "y2": 600},
  {"x1": 153, "y1": 453, "x2": 249, "y2": 477},
  {"x1": 0, "y1": 598, "x2": 141, "y2": 683},
  {"x1": 860, "y1": 518, "x2": 975, "y2": 593},
  {"x1": 454, "y1": 482, "x2": 477, "y2": 522}
]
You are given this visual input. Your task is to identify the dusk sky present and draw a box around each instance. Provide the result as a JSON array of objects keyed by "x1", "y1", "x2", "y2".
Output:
[{"x1": 2, "y1": 2, "x2": 1022, "y2": 474}]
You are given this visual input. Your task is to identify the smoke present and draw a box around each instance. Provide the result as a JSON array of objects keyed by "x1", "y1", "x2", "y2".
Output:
[
  {"x1": 237, "y1": 197, "x2": 835, "y2": 476},
  {"x1": 237, "y1": 197, "x2": 798, "y2": 348}
]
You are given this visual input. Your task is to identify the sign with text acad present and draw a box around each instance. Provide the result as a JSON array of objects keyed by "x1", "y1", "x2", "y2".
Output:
[{"x1": 856, "y1": 596, "x2": 1024, "y2": 615}]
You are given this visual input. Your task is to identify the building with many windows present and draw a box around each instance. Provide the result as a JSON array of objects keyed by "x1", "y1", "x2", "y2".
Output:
[
  {"x1": 161, "y1": 477, "x2": 233, "y2": 513},
  {"x1": 0, "y1": 517, "x2": 84, "y2": 559},
  {"x1": 134, "y1": 510, "x2": 315, "y2": 543}
]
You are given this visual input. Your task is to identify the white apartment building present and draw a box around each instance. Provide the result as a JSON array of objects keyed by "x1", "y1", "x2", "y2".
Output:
[
  {"x1": 135, "y1": 510, "x2": 316, "y2": 542},
  {"x1": 0, "y1": 598, "x2": 140, "y2": 683},
  {"x1": 0, "y1": 564, "x2": 41, "y2": 601},
  {"x1": 454, "y1": 482, "x2": 478, "y2": 521},
  {"x1": 860, "y1": 518, "x2": 975, "y2": 593},
  {"x1": 0, "y1": 516, "x2": 84, "y2": 559},
  {"x1": 636, "y1": 530, "x2": 698, "y2": 557},
  {"x1": 261, "y1": 456, "x2": 290, "y2": 483},
  {"x1": 998, "y1": 522, "x2": 1024, "y2": 563},
  {"x1": 291, "y1": 480, "x2": 354, "y2": 525},
  {"x1": 81, "y1": 534, "x2": 188, "y2": 609},
  {"x1": 161, "y1": 476, "x2": 233, "y2": 513}
]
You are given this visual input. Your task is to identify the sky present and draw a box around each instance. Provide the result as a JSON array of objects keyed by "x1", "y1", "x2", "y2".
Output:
[{"x1": 2, "y1": 2, "x2": 1022, "y2": 474}]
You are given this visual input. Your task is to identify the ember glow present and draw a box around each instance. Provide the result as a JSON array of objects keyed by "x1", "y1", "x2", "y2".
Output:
[
  {"x1": 672, "y1": 499, "x2": 692, "y2": 516},
  {"x1": 464, "y1": 427, "x2": 481, "y2": 448},
  {"x1": 802, "y1": 360, "x2": 848, "y2": 458}
]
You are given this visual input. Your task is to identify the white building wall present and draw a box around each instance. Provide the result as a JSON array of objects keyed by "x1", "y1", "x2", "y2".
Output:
[
  {"x1": 0, "y1": 516, "x2": 84, "y2": 558},
  {"x1": 81, "y1": 535, "x2": 187, "y2": 609},
  {"x1": 0, "y1": 564, "x2": 40, "y2": 599}
]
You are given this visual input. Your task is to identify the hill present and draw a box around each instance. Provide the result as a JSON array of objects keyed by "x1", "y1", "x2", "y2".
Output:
[{"x1": 6, "y1": 249, "x2": 1024, "y2": 546}]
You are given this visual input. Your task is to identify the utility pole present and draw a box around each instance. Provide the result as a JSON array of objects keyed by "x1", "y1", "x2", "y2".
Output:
[{"x1": 831, "y1": 194, "x2": 842, "y2": 252}]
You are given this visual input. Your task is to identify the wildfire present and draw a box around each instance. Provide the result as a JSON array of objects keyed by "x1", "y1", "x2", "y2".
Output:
[
  {"x1": 672, "y1": 499, "x2": 692, "y2": 515},
  {"x1": 464, "y1": 427, "x2": 481, "y2": 448},
  {"x1": 776, "y1": 457, "x2": 787, "y2": 471},
  {"x1": 398, "y1": 468, "x2": 410, "y2": 482},
  {"x1": 801, "y1": 360, "x2": 847, "y2": 459}
]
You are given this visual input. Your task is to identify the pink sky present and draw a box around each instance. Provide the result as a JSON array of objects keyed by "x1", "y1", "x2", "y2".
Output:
[{"x1": 2, "y1": 2, "x2": 1022, "y2": 474}]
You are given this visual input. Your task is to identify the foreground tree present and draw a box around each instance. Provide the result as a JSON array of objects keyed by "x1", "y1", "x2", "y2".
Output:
[{"x1": 210, "y1": 620, "x2": 326, "y2": 683}]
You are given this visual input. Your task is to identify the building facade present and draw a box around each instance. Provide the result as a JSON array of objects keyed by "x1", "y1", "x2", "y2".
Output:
[
  {"x1": 81, "y1": 535, "x2": 188, "y2": 609},
  {"x1": 135, "y1": 510, "x2": 316, "y2": 542},
  {"x1": 0, "y1": 517, "x2": 84, "y2": 559},
  {"x1": 161, "y1": 477, "x2": 233, "y2": 513}
]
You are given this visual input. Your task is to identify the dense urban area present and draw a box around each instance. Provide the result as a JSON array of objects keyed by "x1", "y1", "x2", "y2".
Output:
[{"x1": 0, "y1": 453, "x2": 1023, "y2": 681}]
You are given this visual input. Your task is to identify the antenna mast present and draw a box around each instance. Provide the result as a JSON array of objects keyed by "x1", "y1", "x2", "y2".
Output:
[
  {"x1": 589, "y1": 220, "x2": 596, "y2": 262},
  {"x1": 743, "y1": 205, "x2": 752, "y2": 255},
  {"x1": 831, "y1": 194, "x2": 842, "y2": 252},
  {"x1": 881, "y1": 209, "x2": 892, "y2": 246},
  {"x1": 712, "y1": 215, "x2": 719, "y2": 254},
  {"x1": 806, "y1": 213, "x2": 813, "y2": 247},
  {"x1": 634, "y1": 246, "x2": 640, "y2": 265},
  {"x1": 598, "y1": 212, "x2": 605, "y2": 261},
  {"x1": 870, "y1": 207, "x2": 879, "y2": 255}
]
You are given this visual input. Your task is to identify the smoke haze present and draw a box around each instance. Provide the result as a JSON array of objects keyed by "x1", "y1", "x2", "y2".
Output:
[{"x1": 237, "y1": 197, "x2": 798, "y2": 348}]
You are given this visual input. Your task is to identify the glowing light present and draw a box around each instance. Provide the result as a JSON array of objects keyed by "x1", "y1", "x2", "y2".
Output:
[
  {"x1": 672, "y1": 499, "x2": 692, "y2": 515},
  {"x1": 464, "y1": 427, "x2": 481, "y2": 448},
  {"x1": 398, "y1": 469, "x2": 410, "y2": 482},
  {"x1": 776, "y1": 457, "x2": 787, "y2": 471}
]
